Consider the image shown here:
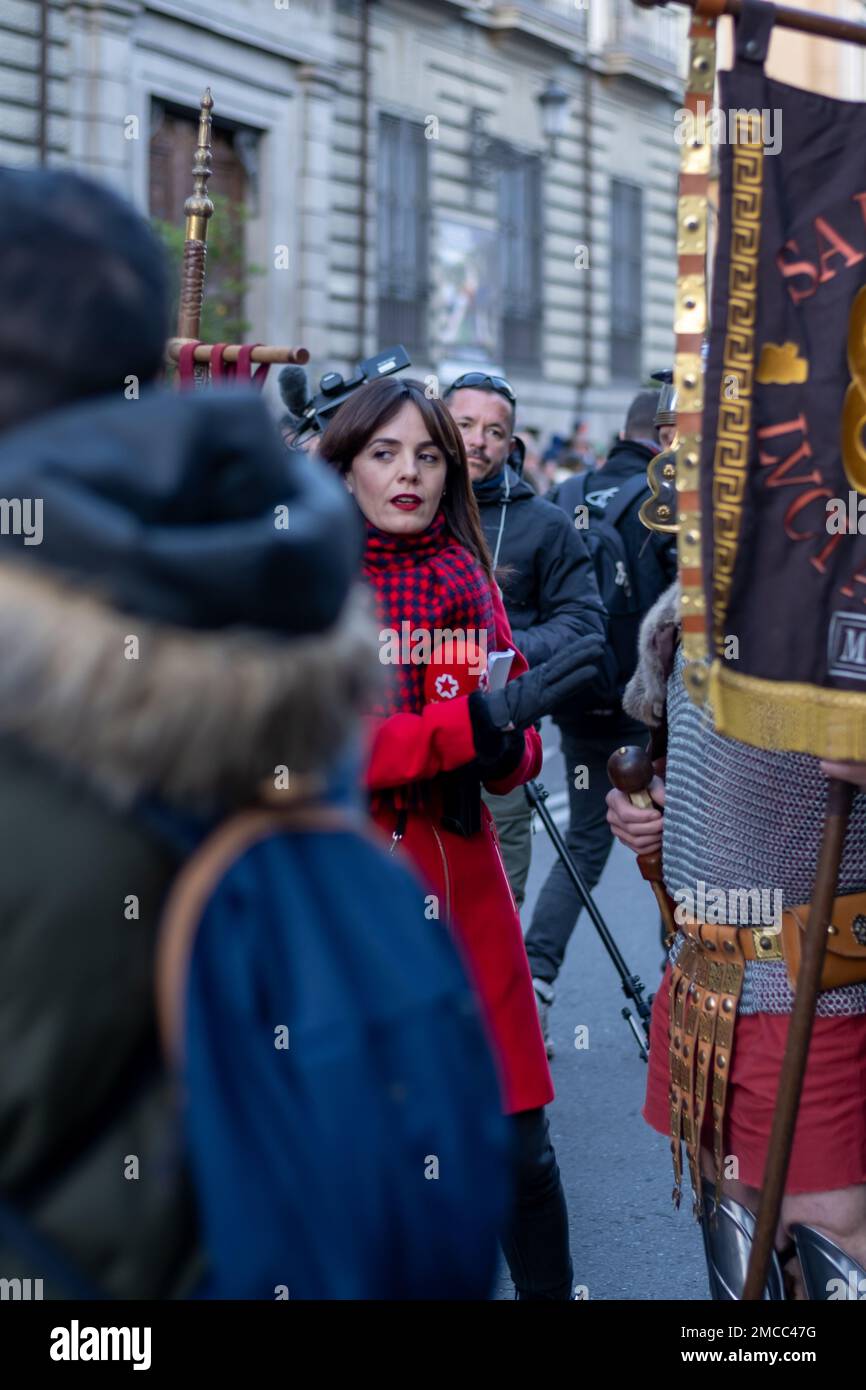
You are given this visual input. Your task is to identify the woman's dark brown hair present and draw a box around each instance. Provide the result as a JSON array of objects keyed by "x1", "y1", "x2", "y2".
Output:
[{"x1": 320, "y1": 376, "x2": 494, "y2": 581}]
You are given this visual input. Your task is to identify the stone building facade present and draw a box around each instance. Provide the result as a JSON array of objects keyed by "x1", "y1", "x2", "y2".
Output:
[{"x1": 1, "y1": 0, "x2": 702, "y2": 442}]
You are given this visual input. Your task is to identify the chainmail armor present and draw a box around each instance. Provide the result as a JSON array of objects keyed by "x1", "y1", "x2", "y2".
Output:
[{"x1": 663, "y1": 649, "x2": 866, "y2": 1016}]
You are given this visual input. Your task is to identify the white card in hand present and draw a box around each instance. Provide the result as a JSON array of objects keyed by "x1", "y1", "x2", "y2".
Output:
[{"x1": 486, "y1": 649, "x2": 515, "y2": 691}]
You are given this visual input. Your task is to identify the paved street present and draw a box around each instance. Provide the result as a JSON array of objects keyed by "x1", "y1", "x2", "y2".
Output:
[{"x1": 495, "y1": 721, "x2": 707, "y2": 1301}]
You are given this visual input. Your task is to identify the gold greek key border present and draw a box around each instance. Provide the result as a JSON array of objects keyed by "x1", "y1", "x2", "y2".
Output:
[{"x1": 710, "y1": 139, "x2": 764, "y2": 655}]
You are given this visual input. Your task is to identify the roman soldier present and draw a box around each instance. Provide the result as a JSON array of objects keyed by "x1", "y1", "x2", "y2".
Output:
[
  {"x1": 606, "y1": 0, "x2": 866, "y2": 1300},
  {"x1": 650, "y1": 368, "x2": 678, "y2": 451},
  {"x1": 607, "y1": 584, "x2": 866, "y2": 1299}
]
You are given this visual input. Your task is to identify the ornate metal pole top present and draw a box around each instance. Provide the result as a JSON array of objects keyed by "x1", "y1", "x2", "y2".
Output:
[
  {"x1": 177, "y1": 88, "x2": 215, "y2": 343},
  {"x1": 184, "y1": 88, "x2": 214, "y2": 239}
]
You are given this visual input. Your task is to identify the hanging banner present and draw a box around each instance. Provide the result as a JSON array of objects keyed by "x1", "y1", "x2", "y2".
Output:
[{"x1": 694, "y1": 0, "x2": 866, "y2": 759}]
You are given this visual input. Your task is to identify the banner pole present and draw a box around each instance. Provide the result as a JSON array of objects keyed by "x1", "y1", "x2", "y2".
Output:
[
  {"x1": 741, "y1": 779, "x2": 855, "y2": 1299},
  {"x1": 636, "y1": 0, "x2": 866, "y2": 49}
]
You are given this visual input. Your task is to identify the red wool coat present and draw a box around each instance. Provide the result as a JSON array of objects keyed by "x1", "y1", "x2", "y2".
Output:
[{"x1": 363, "y1": 582, "x2": 554, "y2": 1116}]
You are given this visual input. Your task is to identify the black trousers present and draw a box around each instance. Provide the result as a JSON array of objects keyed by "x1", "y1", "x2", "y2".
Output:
[
  {"x1": 524, "y1": 716, "x2": 646, "y2": 985},
  {"x1": 501, "y1": 1107, "x2": 573, "y2": 1300}
]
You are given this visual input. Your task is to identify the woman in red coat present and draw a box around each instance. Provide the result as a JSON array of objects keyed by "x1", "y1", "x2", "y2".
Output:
[{"x1": 321, "y1": 377, "x2": 602, "y2": 1300}]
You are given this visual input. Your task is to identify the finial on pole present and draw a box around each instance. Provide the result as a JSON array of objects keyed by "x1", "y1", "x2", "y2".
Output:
[{"x1": 177, "y1": 88, "x2": 215, "y2": 341}]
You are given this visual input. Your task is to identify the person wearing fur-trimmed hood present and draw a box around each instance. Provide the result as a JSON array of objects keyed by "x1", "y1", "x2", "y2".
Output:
[{"x1": 0, "y1": 169, "x2": 378, "y2": 1299}]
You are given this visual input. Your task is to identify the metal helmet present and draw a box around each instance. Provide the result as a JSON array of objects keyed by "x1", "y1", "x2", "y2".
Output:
[{"x1": 651, "y1": 368, "x2": 677, "y2": 429}]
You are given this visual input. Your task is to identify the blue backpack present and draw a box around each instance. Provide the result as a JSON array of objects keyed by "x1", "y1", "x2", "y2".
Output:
[{"x1": 157, "y1": 804, "x2": 511, "y2": 1300}]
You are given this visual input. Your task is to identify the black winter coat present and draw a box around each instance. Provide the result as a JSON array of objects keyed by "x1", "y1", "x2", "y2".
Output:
[
  {"x1": 472, "y1": 464, "x2": 606, "y2": 668},
  {"x1": 553, "y1": 440, "x2": 677, "y2": 619},
  {"x1": 549, "y1": 441, "x2": 678, "y2": 730}
]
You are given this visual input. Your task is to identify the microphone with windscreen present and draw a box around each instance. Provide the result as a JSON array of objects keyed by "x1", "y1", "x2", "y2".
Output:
[
  {"x1": 278, "y1": 365, "x2": 310, "y2": 439},
  {"x1": 281, "y1": 346, "x2": 412, "y2": 445}
]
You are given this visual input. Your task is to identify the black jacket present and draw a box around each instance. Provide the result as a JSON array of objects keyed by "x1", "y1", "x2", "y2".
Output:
[
  {"x1": 553, "y1": 440, "x2": 677, "y2": 619},
  {"x1": 472, "y1": 464, "x2": 606, "y2": 668}
]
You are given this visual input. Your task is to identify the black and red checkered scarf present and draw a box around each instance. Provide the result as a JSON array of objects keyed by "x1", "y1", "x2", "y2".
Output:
[{"x1": 362, "y1": 509, "x2": 494, "y2": 718}]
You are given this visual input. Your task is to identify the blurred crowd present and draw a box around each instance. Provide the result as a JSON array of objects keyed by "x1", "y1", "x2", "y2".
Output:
[{"x1": 516, "y1": 418, "x2": 601, "y2": 494}]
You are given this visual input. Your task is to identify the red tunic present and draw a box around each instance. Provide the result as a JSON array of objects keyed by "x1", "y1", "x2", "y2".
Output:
[
  {"x1": 644, "y1": 964, "x2": 866, "y2": 1193},
  {"x1": 362, "y1": 583, "x2": 554, "y2": 1116}
]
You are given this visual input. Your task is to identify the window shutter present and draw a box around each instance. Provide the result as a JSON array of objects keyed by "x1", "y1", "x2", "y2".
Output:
[
  {"x1": 610, "y1": 179, "x2": 643, "y2": 380},
  {"x1": 499, "y1": 154, "x2": 542, "y2": 371},
  {"x1": 377, "y1": 116, "x2": 429, "y2": 354}
]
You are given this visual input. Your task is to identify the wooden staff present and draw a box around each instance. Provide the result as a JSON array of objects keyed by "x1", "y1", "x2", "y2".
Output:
[
  {"x1": 608, "y1": 746, "x2": 678, "y2": 944},
  {"x1": 168, "y1": 340, "x2": 310, "y2": 366},
  {"x1": 742, "y1": 778, "x2": 855, "y2": 1299},
  {"x1": 168, "y1": 88, "x2": 311, "y2": 382},
  {"x1": 176, "y1": 88, "x2": 214, "y2": 342}
]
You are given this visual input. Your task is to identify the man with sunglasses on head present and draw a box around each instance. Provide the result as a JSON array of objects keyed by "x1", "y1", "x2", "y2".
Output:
[{"x1": 444, "y1": 372, "x2": 607, "y2": 921}]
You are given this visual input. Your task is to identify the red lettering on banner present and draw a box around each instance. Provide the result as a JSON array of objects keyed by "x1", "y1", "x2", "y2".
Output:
[
  {"x1": 777, "y1": 241, "x2": 819, "y2": 304},
  {"x1": 814, "y1": 216, "x2": 865, "y2": 283},
  {"x1": 758, "y1": 439, "x2": 821, "y2": 488},
  {"x1": 756, "y1": 410, "x2": 862, "y2": 588},
  {"x1": 784, "y1": 487, "x2": 834, "y2": 541},
  {"x1": 840, "y1": 569, "x2": 866, "y2": 602},
  {"x1": 757, "y1": 416, "x2": 822, "y2": 489},
  {"x1": 756, "y1": 415, "x2": 808, "y2": 441},
  {"x1": 811, "y1": 532, "x2": 846, "y2": 575}
]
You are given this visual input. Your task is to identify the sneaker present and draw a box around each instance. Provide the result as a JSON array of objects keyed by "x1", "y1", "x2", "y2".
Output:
[{"x1": 532, "y1": 978, "x2": 556, "y2": 1059}]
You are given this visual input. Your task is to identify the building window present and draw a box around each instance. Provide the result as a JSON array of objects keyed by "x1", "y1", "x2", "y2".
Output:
[
  {"x1": 610, "y1": 179, "x2": 643, "y2": 379},
  {"x1": 499, "y1": 153, "x2": 542, "y2": 371},
  {"x1": 377, "y1": 115, "x2": 429, "y2": 354},
  {"x1": 149, "y1": 100, "x2": 253, "y2": 339}
]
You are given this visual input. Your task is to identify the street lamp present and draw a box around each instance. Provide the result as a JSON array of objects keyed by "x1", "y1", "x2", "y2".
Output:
[{"x1": 536, "y1": 80, "x2": 570, "y2": 156}]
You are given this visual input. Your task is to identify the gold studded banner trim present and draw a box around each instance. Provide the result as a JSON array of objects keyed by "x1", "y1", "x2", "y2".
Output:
[{"x1": 674, "y1": 15, "x2": 718, "y2": 706}]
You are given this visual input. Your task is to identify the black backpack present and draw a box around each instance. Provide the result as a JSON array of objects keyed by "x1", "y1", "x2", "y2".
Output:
[{"x1": 553, "y1": 471, "x2": 649, "y2": 702}]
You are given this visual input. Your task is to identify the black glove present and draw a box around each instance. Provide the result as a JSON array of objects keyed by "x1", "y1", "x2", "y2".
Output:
[
  {"x1": 480, "y1": 635, "x2": 605, "y2": 732},
  {"x1": 442, "y1": 703, "x2": 524, "y2": 837},
  {"x1": 467, "y1": 692, "x2": 526, "y2": 779}
]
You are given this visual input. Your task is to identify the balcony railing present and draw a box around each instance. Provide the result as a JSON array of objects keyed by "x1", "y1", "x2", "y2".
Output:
[
  {"x1": 463, "y1": 1, "x2": 588, "y2": 39},
  {"x1": 460, "y1": 0, "x2": 686, "y2": 77},
  {"x1": 538, "y1": 0, "x2": 587, "y2": 19},
  {"x1": 602, "y1": 0, "x2": 686, "y2": 78}
]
